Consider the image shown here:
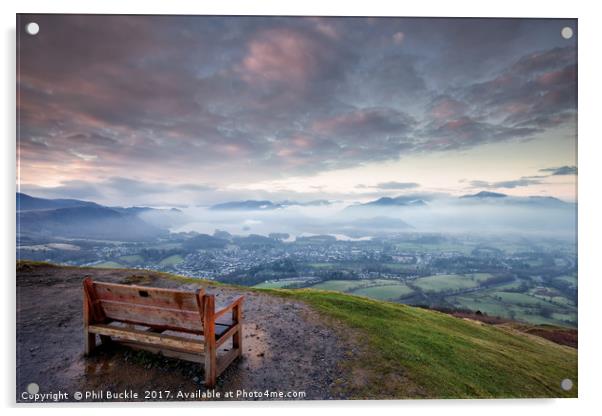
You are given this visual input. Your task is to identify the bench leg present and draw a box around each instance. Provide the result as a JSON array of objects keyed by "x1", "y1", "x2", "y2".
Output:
[
  {"x1": 202, "y1": 294, "x2": 217, "y2": 388},
  {"x1": 232, "y1": 303, "x2": 243, "y2": 358},
  {"x1": 204, "y1": 347, "x2": 217, "y2": 388},
  {"x1": 84, "y1": 331, "x2": 96, "y2": 356},
  {"x1": 233, "y1": 325, "x2": 243, "y2": 358}
]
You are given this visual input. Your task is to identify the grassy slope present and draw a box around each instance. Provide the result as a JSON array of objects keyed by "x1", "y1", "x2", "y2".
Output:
[
  {"x1": 261, "y1": 289, "x2": 577, "y2": 398},
  {"x1": 17, "y1": 261, "x2": 577, "y2": 399}
]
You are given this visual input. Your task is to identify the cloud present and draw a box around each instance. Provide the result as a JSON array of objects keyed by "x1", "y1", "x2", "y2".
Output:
[
  {"x1": 17, "y1": 15, "x2": 577, "y2": 194},
  {"x1": 539, "y1": 165, "x2": 577, "y2": 176},
  {"x1": 416, "y1": 46, "x2": 577, "y2": 152},
  {"x1": 469, "y1": 178, "x2": 543, "y2": 189},
  {"x1": 357, "y1": 182, "x2": 420, "y2": 190},
  {"x1": 21, "y1": 177, "x2": 215, "y2": 206},
  {"x1": 418, "y1": 117, "x2": 539, "y2": 151},
  {"x1": 392, "y1": 32, "x2": 405, "y2": 45},
  {"x1": 312, "y1": 107, "x2": 415, "y2": 139}
]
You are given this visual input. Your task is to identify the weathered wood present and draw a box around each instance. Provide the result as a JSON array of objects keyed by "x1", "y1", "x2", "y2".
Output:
[
  {"x1": 99, "y1": 300, "x2": 204, "y2": 333},
  {"x1": 214, "y1": 296, "x2": 244, "y2": 320},
  {"x1": 88, "y1": 323, "x2": 205, "y2": 353},
  {"x1": 232, "y1": 300, "x2": 243, "y2": 358},
  {"x1": 82, "y1": 277, "x2": 96, "y2": 355},
  {"x1": 215, "y1": 323, "x2": 233, "y2": 337},
  {"x1": 94, "y1": 282, "x2": 202, "y2": 312},
  {"x1": 82, "y1": 278, "x2": 244, "y2": 387},
  {"x1": 118, "y1": 340, "x2": 204, "y2": 363},
  {"x1": 203, "y1": 294, "x2": 217, "y2": 387},
  {"x1": 83, "y1": 276, "x2": 106, "y2": 323},
  {"x1": 216, "y1": 323, "x2": 241, "y2": 348},
  {"x1": 217, "y1": 347, "x2": 241, "y2": 376}
]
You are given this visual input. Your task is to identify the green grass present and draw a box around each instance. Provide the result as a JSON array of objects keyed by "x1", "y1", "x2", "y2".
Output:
[
  {"x1": 93, "y1": 261, "x2": 125, "y2": 268},
  {"x1": 265, "y1": 288, "x2": 577, "y2": 398},
  {"x1": 353, "y1": 284, "x2": 414, "y2": 300},
  {"x1": 492, "y1": 291, "x2": 544, "y2": 306},
  {"x1": 158, "y1": 254, "x2": 184, "y2": 267},
  {"x1": 254, "y1": 279, "x2": 310, "y2": 289},
  {"x1": 554, "y1": 275, "x2": 577, "y2": 287},
  {"x1": 413, "y1": 273, "x2": 491, "y2": 293},
  {"x1": 119, "y1": 255, "x2": 144, "y2": 264},
  {"x1": 310, "y1": 280, "x2": 367, "y2": 291},
  {"x1": 449, "y1": 295, "x2": 511, "y2": 317},
  {"x1": 449, "y1": 290, "x2": 576, "y2": 328}
]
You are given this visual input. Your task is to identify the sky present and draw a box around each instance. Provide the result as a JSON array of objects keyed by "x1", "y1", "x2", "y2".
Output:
[{"x1": 17, "y1": 15, "x2": 577, "y2": 206}]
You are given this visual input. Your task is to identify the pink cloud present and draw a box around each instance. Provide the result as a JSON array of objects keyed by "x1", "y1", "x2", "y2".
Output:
[
  {"x1": 536, "y1": 65, "x2": 576, "y2": 87},
  {"x1": 430, "y1": 97, "x2": 467, "y2": 120},
  {"x1": 240, "y1": 28, "x2": 325, "y2": 88}
]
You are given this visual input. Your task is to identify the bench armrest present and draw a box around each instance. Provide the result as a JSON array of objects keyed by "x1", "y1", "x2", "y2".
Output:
[{"x1": 214, "y1": 296, "x2": 244, "y2": 321}]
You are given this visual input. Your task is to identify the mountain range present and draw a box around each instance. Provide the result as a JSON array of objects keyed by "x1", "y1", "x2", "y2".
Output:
[{"x1": 17, "y1": 193, "x2": 167, "y2": 241}]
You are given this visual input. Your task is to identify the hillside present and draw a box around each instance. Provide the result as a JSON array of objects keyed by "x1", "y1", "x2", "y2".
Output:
[
  {"x1": 16, "y1": 193, "x2": 168, "y2": 241},
  {"x1": 16, "y1": 262, "x2": 577, "y2": 400}
]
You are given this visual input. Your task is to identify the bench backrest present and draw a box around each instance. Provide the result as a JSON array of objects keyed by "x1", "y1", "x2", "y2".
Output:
[{"x1": 84, "y1": 277, "x2": 207, "y2": 333}]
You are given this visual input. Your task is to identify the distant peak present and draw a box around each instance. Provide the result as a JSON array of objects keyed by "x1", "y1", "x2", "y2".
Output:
[{"x1": 460, "y1": 191, "x2": 507, "y2": 199}]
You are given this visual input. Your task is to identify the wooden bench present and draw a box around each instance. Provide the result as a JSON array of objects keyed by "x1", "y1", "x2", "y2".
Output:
[{"x1": 82, "y1": 277, "x2": 244, "y2": 387}]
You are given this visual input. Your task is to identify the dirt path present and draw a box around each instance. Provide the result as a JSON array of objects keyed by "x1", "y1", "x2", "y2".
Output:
[{"x1": 16, "y1": 263, "x2": 360, "y2": 402}]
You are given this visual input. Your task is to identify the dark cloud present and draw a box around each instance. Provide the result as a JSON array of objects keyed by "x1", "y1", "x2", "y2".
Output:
[
  {"x1": 17, "y1": 15, "x2": 577, "y2": 187},
  {"x1": 417, "y1": 45, "x2": 576, "y2": 152},
  {"x1": 539, "y1": 165, "x2": 577, "y2": 175},
  {"x1": 418, "y1": 117, "x2": 539, "y2": 151}
]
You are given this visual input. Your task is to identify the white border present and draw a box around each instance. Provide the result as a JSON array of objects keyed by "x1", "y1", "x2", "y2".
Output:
[{"x1": 3, "y1": 1, "x2": 601, "y2": 415}]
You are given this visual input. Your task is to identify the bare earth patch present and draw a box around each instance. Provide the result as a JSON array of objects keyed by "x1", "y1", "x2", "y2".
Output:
[{"x1": 16, "y1": 263, "x2": 363, "y2": 402}]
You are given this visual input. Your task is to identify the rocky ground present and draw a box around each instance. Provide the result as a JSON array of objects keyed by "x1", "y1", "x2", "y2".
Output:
[{"x1": 16, "y1": 262, "x2": 362, "y2": 402}]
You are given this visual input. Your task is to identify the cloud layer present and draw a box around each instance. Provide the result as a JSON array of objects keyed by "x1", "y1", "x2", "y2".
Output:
[{"x1": 17, "y1": 15, "x2": 577, "y2": 203}]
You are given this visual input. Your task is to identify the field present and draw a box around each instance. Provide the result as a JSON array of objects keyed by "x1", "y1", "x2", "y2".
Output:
[
  {"x1": 118, "y1": 255, "x2": 144, "y2": 264},
  {"x1": 158, "y1": 254, "x2": 185, "y2": 267},
  {"x1": 254, "y1": 278, "x2": 313, "y2": 289},
  {"x1": 353, "y1": 284, "x2": 414, "y2": 300},
  {"x1": 264, "y1": 272, "x2": 577, "y2": 327},
  {"x1": 92, "y1": 261, "x2": 125, "y2": 268},
  {"x1": 554, "y1": 275, "x2": 577, "y2": 288},
  {"x1": 448, "y1": 288, "x2": 577, "y2": 327},
  {"x1": 310, "y1": 279, "x2": 366, "y2": 291},
  {"x1": 308, "y1": 279, "x2": 415, "y2": 301},
  {"x1": 412, "y1": 273, "x2": 492, "y2": 293}
]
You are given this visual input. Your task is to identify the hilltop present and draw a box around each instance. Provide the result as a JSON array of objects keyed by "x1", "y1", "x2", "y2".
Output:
[{"x1": 16, "y1": 262, "x2": 577, "y2": 400}]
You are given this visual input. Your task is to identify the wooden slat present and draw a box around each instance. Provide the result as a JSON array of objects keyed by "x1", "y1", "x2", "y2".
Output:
[
  {"x1": 98, "y1": 300, "x2": 203, "y2": 333},
  {"x1": 217, "y1": 347, "x2": 241, "y2": 376},
  {"x1": 118, "y1": 341, "x2": 204, "y2": 363},
  {"x1": 216, "y1": 323, "x2": 241, "y2": 348},
  {"x1": 93, "y1": 282, "x2": 202, "y2": 312},
  {"x1": 88, "y1": 323, "x2": 204, "y2": 353},
  {"x1": 214, "y1": 296, "x2": 244, "y2": 320}
]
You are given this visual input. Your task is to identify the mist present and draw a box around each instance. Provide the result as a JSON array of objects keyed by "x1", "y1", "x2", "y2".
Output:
[{"x1": 145, "y1": 197, "x2": 577, "y2": 241}]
